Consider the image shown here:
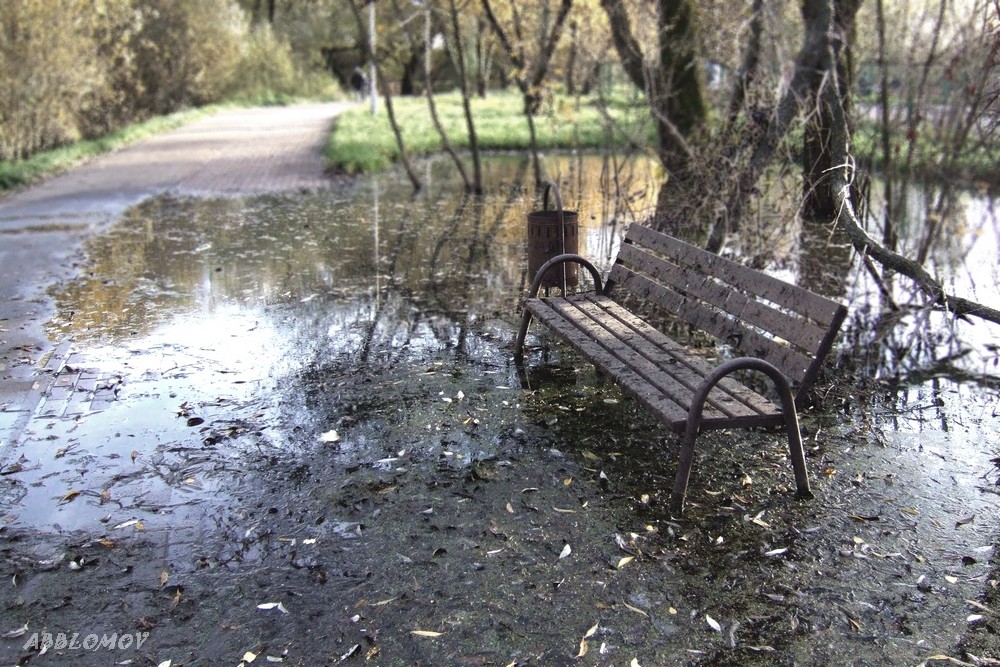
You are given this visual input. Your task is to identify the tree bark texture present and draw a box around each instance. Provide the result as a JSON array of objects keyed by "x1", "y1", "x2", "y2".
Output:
[
  {"x1": 600, "y1": 0, "x2": 706, "y2": 174},
  {"x1": 802, "y1": 0, "x2": 863, "y2": 221}
]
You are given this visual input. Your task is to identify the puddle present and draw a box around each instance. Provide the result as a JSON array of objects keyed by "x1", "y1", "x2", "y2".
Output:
[{"x1": 0, "y1": 153, "x2": 997, "y2": 665}]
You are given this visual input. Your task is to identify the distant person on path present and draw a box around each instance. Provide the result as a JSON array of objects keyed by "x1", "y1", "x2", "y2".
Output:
[{"x1": 350, "y1": 67, "x2": 367, "y2": 101}]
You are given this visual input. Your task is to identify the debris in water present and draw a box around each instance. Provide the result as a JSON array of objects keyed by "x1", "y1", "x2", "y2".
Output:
[{"x1": 706, "y1": 614, "x2": 722, "y2": 632}]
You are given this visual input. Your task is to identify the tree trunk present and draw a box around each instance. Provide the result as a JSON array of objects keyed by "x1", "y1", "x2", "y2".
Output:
[
  {"x1": 802, "y1": 0, "x2": 863, "y2": 222},
  {"x1": 565, "y1": 21, "x2": 578, "y2": 96},
  {"x1": 704, "y1": 0, "x2": 833, "y2": 252},
  {"x1": 449, "y1": 0, "x2": 483, "y2": 193},
  {"x1": 350, "y1": 0, "x2": 421, "y2": 192},
  {"x1": 600, "y1": 0, "x2": 706, "y2": 174},
  {"x1": 726, "y1": 0, "x2": 764, "y2": 123},
  {"x1": 481, "y1": 0, "x2": 574, "y2": 181}
]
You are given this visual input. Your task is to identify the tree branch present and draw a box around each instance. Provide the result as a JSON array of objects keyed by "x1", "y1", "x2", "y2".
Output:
[{"x1": 823, "y1": 54, "x2": 1000, "y2": 326}]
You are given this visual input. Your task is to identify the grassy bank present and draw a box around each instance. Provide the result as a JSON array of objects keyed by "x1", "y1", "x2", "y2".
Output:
[
  {"x1": 326, "y1": 89, "x2": 656, "y2": 174},
  {"x1": 328, "y1": 90, "x2": 999, "y2": 189}
]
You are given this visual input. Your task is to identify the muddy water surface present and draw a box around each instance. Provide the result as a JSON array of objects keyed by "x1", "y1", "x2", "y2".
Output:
[{"x1": 0, "y1": 154, "x2": 998, "y2": 666}]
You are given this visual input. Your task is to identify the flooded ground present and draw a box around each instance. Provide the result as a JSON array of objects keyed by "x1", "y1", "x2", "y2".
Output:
[{"x1": 0, "y1": 153, "x2": 998, "y2": 666}]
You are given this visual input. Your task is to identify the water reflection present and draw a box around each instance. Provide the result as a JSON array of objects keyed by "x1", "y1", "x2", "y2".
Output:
[
  {"x1": 47, "y1": 153, "x2": 997, "y2": 394},
  {"x1": 847, "y1": 180, "x2": 1000, "y2": 387},
  {"x1": 48, "y1": 154, "x2": 661, "y2": 357}
]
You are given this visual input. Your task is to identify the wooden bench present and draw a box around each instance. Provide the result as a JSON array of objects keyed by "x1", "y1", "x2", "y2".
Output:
[{"x1": 514, "y1": 224, "x2": 848, "y2": 515}]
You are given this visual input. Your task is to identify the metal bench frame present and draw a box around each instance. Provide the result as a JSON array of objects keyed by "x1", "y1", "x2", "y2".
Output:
[{"x1": 514, "y1": 224, "x2": 848, "y2": 515}]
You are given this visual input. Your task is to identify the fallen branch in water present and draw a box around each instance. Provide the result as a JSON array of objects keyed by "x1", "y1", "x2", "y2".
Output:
[{"x1": 823, "y1": 75, "x2": 1000, "y2": 327}]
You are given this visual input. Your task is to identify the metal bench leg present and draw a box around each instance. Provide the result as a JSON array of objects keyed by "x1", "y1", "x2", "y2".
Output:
[
  {"x1": 670, "y1": 427, "x2": 700, "y2": 517},
  {"x1": 514, "y1": 310, "x2": 532, "y2": 366},
  {"x1": 669, "y1": 357, "x2": 813, "y2": 516}
]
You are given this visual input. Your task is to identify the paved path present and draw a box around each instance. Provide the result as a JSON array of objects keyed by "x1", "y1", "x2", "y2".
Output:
[{"x1": 0, "y1": 102, "x2": 353, "y2": 444}]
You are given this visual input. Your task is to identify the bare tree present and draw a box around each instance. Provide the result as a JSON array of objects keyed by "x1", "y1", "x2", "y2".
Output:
[
  {"x1": 350, "y1": 0, "x2": 422, "y2": 192},
  {"x1": 480, "y1": 0, "x2": 575, "y2": 184},
  {"x1": 448, "y1": 0, "x2": 483, "y2": 193},
  {"x1": 599, "y1": 0, "x2": 706, "y2": 175}
]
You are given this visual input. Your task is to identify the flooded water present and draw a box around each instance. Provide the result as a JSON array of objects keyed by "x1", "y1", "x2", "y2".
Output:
[{"x1": 2, "y1": 152, "x2": 998, "y2": 665}]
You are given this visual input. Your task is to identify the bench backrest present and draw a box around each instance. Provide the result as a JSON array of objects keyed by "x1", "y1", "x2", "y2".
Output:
[{"x1": 607, "y1": 225, "x2": 848, "y2": 398}]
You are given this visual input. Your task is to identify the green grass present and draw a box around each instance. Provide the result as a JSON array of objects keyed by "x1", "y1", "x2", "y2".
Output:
[
  {"x1": 326, "y1": 89, "x2": 656, "y2": 174},
  {"x1": 852, "y1": 120, "x2": 1000, "y2": 185}
]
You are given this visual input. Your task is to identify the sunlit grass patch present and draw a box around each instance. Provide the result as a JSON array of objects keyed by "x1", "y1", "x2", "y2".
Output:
[{"x1": 325, "y1": 89, "x2": 656, "y2": 174}]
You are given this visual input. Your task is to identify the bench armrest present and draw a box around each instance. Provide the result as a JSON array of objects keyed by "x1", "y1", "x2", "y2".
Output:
[
  {"x1": 671, "y1": 356, "x2": 812, "y2": 515},
  {"x1": 527, "y1": 253, "x2": 604, "y2": 297}
]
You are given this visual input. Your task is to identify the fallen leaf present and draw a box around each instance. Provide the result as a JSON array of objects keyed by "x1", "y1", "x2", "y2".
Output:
[
  {"x1": 257, "y1": 602, "x2": 289, "y2": 613},
  {"x1": 1, "y1": 623, "x2": 28, "y2": 639},
  {"x1": 622, "y1": 601, "x2": 649, "y2": 618},
  {"x1": 631, "y1": 660, "x2": 642, "y2": 667},
  {"x1": 968, "y1": 614, "x2": 985, "y2": 623},
  {"x1": 706, "y1": 614, "x2": 722, "y2": 632},
  {"x1": 966, "y1": 599, "x2": 993, "y2": 613},
  {"x1": 319, "y1": 430, "x2": 340, "y2": 443},
  {"x1": 616, "y1": 556, "x2": 635, "y2": 570},
  {"x1": 576, "y1": 637, "x2": 588, "y2": 658},
  {"x1": 584, "y1": 623, "x2": 598, "y2": 638},
  {"x1": 113, "y1": 519, "x2": 139, "y2": 530},
  {"x1": 764, "y1": 547, "x2": 788, "y2": 557},
  {"x1": 411, "y1": 630, "x2": 443, "y2": 637},
  {"x1": 60, "y1": 490, "x2": 82, "y2": 504},
  {"x1": 242, "y1": 650, "x2": 258, "y2": 662},
  {"x1": 956, "y1": 515, "x2": 975, "y2": 528},
  {"x1": 159, "y1": 570, "x2": 169, "y2": 587},
  {"x1": 157, "y1": 661, "x2": 172, "y2": 667},
  {"x1": 559, "y1": 543, "x2": 572, "y2": 559}
]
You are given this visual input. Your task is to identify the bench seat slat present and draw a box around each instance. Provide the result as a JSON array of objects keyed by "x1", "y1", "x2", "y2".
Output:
[
  {"x1": 525, "y1": 298, "x2": 692, "y2": 425},
  {"x1": 547, "y1": 298, "x2": 756, "y2": 421},
  {"x1": 525, "y1": 296, "x2": 786, "y2": 431},
  {"x1": 576, "y1": 295, "x2": 781, "y2": 417},
  {"x1": 614, "y1": 270, "x2": 816, "y2": 384}
]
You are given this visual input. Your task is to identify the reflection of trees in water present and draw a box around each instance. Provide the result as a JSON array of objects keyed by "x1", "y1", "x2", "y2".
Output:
[{"x1": 841, "y1": 183, "x2": 999, "y2": 385}]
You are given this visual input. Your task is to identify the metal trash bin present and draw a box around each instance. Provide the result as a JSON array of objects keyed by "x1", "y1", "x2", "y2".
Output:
[{"x1": 527, "y1": 182, "x2": 578, "y2": 289}]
